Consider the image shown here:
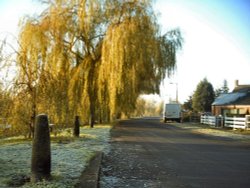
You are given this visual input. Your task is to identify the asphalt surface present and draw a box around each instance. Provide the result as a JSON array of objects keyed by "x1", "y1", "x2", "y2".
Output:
[{"x1": 99, "y1": 118, "x2": 250, "y2": 188}]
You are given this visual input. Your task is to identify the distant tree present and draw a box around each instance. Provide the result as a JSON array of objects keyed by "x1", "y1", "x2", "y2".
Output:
[
  {"x1": 222, "y1": 80, "x2": 229, "y2": 93},
  {"x1": 134, "y1": 98, "x2": 146, "y2": 117},
  {"x1": 133, "y1": 97, "x2": 163, "y2": 117},
  {"x1": 192, "y1": 78, "x2": 215, "y2": 112},
  {"x1": 156, "y1": 101, "x2": 164, "y2": 116},
  {"x1": 215, "y1": 79, "x2": 229, "y2": 98},
  {"x1": 183, "y1": 95, "x2": 193, "y2": 111}
]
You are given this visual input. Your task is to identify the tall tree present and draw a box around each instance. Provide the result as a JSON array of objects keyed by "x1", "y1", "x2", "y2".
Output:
[
  {"x1": 98, "y1": 1, "x2": 182, "y2": 120},
  {"x1": 183, "y1": 95, "x2": 193, "y2": 111},
  {"x1": 16, "y1": 19, "x2": 49, "y2": 137},
  {"x1": 192, "y1": 78, "x2": 215, "y2": 112},
  {"x1": 215, "y1": 79, "x2": 229, "y2": 97},
  {"x1": 15, "y1": 0, "x2": 182, "y2": 128}
]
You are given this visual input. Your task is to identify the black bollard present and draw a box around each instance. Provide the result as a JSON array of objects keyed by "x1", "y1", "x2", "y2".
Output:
[
  {"x1": 31, "y1": 114, "x2": 51, "y2": 182},
  {"x1": 73, "y1": 116, "x2": 80, "y2": 137}
]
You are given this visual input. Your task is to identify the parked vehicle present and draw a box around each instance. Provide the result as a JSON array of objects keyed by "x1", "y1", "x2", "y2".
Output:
[{"x1": 163, "y1": 103, "x2": 182, "y2": 123}]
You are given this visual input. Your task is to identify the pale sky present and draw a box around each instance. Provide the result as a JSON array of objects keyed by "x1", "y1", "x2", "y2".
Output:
[
  {"x1": 0, "y1": 0, "x2": 250, "y2": 103},
  {"x1": 155, "y1": 0, "x2": 250, "y2": 103}
]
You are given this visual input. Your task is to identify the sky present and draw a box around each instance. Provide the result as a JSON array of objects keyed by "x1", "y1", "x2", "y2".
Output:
[
  {"x1": 0, "y1": 0, "x2": 250, "y2": 103},
  {"x1": 0, "y1": 0, "x2": 43, "y2": 35},
  {"x1": 155, "y1": 0, "x2": 250, "y2": 103}
]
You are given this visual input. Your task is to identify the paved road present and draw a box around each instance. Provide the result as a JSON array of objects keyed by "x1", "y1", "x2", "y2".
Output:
[{"x1": 99, "y1": 118, "x2": 250, "y2": 188}]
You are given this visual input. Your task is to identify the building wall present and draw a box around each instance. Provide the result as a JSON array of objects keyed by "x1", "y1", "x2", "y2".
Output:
[{"x1": 212, "y1": 105, "x2": 250, "y2": 116}]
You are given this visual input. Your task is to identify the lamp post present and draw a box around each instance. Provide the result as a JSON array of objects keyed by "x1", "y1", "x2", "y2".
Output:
[{"x1": 170, "y1": 82, "x2": 178, "y2": 103}]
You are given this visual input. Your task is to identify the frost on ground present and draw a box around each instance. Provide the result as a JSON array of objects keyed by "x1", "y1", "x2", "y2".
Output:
[
  {"x1": 0, "y1": 125, "x2": 111, "y2": 188},
  {"x1": 193, "y1": 128, "x2": 250, "y2": 140},
  {"x1": 175, "y1": 123, "x2": 250, "y2": 140}
]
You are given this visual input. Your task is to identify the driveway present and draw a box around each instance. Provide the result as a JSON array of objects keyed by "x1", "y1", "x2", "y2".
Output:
[{"x1": 99, "y1": 118, "x2": 250, "y2": 188}]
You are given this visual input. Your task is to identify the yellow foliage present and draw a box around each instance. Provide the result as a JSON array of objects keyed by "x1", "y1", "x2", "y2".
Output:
[{"x1": 8, "y1": 0, "x2": 182, "y2": 132}]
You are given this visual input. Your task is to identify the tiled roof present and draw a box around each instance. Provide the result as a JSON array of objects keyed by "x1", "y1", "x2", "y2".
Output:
[
  {"x1": 234, "y1": 92, "x2": 250, "y2": 105},
  {"x1": 213, "y1": 84, "x2": 250, "y2": 106},
  {"x1": 212, "y1": 92, "x2": 247, "y2": 105}
]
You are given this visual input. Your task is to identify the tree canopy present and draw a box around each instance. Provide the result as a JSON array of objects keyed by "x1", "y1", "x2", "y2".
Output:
[
  {"x1": 215, "y1": 79, "x2": 229, "y2": 98},
  {"x1": 1, "y1": 0, "x2": 183, "y2": 135},
  {"x1": 183, "y1": 95, "x2": 193, "y2": 112},
  {"x1": 192, "y1": 78, "x2": 215, "y2": 112}
]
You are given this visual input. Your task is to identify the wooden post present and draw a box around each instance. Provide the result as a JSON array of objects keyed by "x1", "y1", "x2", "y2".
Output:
[
  {"x1": 74, "y1": 116, "x2": 80, "y2": 137},
  {"x1": 245, "y1": 115, "x2": 250, "y2": 129},
  {"x1": 31, "y1": 114, "x2": 51, "y2": 182}
]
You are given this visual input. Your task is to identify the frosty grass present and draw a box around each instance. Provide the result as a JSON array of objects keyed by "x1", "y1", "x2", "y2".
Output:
[
  {"x1": 175, "y1": 123, "x2": 250, "y2": 140},
  {"x1": 0, "y1": 125, "x2": 111, "y2": 188}
]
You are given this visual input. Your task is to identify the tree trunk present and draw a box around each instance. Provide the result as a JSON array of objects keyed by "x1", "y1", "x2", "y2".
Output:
[
  {"x1": 28, "y1": 103, "x2": 36, "y2": 138},
  {"x1": 90, "y1": 105, "x2": 95, "y2": 128},
  {"x1": 73, "y1": 116, "x2": 80, "y2": 137},
  {"x1": 88, "y1": 59, "x2": 96, "y2": 128}
]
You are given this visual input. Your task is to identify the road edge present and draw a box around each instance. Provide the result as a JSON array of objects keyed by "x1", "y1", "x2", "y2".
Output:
[{"x1": 76, "y1": 151, "x2": 103, "y2": 188}]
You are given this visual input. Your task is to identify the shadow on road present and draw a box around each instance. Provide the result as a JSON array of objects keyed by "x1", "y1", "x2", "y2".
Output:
[{"x1": 99, "y1": 118, "x2": 250, "y2": 188}]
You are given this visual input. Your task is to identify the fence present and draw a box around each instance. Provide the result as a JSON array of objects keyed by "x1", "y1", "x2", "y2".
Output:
[
  {"x1": 189, "y1": 115, "x2": 200, "y2": 123},
  {"x1": 200, "y1": 115, "x2": 222, "y2": 126},
  {"x1": 224, "y1": 115, "x2": 250, "y2": 129},
  {"x1": 201, "y1": 115, "x2": 250, "y2": 129}
]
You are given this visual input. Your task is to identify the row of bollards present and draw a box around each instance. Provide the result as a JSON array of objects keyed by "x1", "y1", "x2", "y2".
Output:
[{"x1": 31, "y1": 114, "x2": 80, "y2": 183}]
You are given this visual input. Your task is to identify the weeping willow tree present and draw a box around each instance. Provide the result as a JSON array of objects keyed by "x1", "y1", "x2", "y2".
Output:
[
  {"x1": 15, "y1": 0, "x2": 182, "y2": 129},
  {"x1": 99, "y1": 1, "x2": 182, "y2": 119},
  {"x1": 16, "y1": 19, "x2": 49, "y2": 137}
]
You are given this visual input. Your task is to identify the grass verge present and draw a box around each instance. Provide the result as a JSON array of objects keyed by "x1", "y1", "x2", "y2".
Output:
[{"x1": 0, "y1": 125, "x2": 111, "y2": 188}]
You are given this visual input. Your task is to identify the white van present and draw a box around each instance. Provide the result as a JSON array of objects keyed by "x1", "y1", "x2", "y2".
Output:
[{"x1": 163, "y1": 103, "x2": 182, "y2": 123}]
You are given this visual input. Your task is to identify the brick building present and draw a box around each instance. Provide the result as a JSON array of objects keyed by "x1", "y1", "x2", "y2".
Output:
[{"x1": 212, "y1": 80, "x2": 250, "y2": 116}]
